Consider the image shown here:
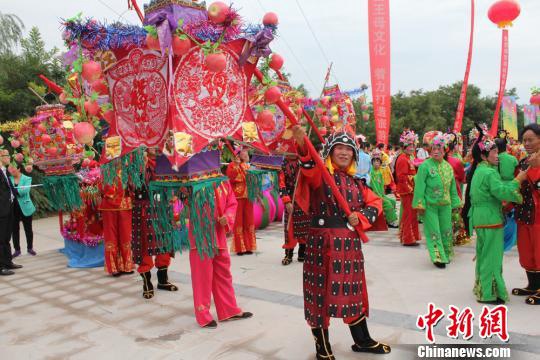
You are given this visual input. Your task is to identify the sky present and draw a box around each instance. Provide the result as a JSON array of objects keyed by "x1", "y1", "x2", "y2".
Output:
[{"x1": 3, "y1": 0, "x2": 539, "y2": 103}]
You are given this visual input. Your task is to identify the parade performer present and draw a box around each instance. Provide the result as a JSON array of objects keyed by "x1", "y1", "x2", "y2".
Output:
[
  {"x1": 355, "y1": 135, "x2": 371, "y2": 185},
  {"x1": 445, "y1": 132, "x2": 470, "y2": 246},
  {"x1": 188, "y1": 179, "x2": 253, "y2": 327},
  {"x1": 413, "y1": 133, "x2": 461, "y2": 268},
  {"x1": 99, "y1": 174, "x2": 134, "y2": 276},
  {"x1": 133, "y1": 150, "x2": 177, "y2": 299},
  {"x1": 395, "y1": 130, "x2": 421, "y2": 246},
  {"x1": 370, "y1": 151, "x2": 398, "y2": 228},
  {"x1": 377, "y1": 143, "x2": 394, "y2": 193},
  {"x1": 495, "y1": 136, "x2": 519, "y2": 251},
  {"x1": 468, "y1": 133, "x2": 526, "y2": 304},
  {"x1": 279, "y1": 154, "x2": 310, "y2": 265},
  {"x1": 292, "y1": 126, "x2": 391, "y2": 358},
  {"x1": 226, "y1": 149, "x2": 256, "y2": 255},
  {"x1": 513, "y1": 124, "x2": 540, "y2": 305}
]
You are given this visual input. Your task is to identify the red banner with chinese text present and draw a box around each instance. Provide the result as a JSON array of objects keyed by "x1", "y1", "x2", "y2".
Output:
[
  {"x1": 490, "y1": 29, "x2": 509, "y2": 137},
  {"x1": 368, "y1": 0, "x2": 391, "y2": 145},
  {"x1": 453, "y1": 0, "x2": 475, "y2": 133}
]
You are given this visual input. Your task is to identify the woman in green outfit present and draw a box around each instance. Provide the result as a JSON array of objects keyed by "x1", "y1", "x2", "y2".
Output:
[
  {"x1": 468, "y1": 133, "x2": 528, "y2": 304},
  {"x1": 370, "y1": 151, "x2": 398, "y2": 228},
  {"x1": 413, "y1": 132, "x2": 461, "y2": 268}
]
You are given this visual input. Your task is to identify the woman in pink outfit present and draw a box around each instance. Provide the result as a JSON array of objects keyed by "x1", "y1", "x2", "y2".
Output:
[{"x1": 188, "y1": 180, "x2": 253, "y2": 328}]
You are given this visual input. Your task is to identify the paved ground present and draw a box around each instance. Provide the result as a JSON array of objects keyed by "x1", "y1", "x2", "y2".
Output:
[{"x1": 0, "y1": 216, "x2": 538, "y2": 360}]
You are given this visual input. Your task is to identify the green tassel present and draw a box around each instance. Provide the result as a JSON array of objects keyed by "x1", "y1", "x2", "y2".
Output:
[
  {"x1": 149, "y1": 177, "x2": 226, "y2": 259},
  {"x1": 246, "y1": 169, "x2": 265, "y2": 203},
  {"x1": 43, "y1": 174, "x2": 83, "y2": 212},
  {"x1": 101, "y1": 147, "x2": 146, "y2": 190}
]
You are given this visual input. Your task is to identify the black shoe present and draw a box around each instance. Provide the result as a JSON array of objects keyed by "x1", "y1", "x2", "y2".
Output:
[
  {"x1": 349, "y1": 316, "x2": 391, "y2": 354},
  {"x1": 112, "y1": 272, "x2": 122, "y2": 277},
  {"x1": 237, "y1": 252, "x2": 245, "y2": 256},
  {"x1": 434, "y1": 262, "x2": 446, "y2": 269},
  {"x1": 222, "y1": 312, "x2": 253, "y2": 321},
  {"x1": 311, "y1": 328, "x2": 335, "y2": 360},
  {"x1": 387, "y1": 223, "x2": 399, "y2": 229},
  {"x1": 282, "y1": 249, "x2": 293, "y2": 266},
  {"x1": 525, "y1": 293, "x2": 540, "y2": 305},
  {"x1": 245, "y1": 251, "x2": 254, "y2": 255},
  {"x1": 156, "y1": 267, "x2": 178, "y2": 291},
  {"x1": 203, "y1": 320, "x2": 218, "y2": 328},
  {"x1": 121, "y1": 271, "x2": 135, "y2": 275},
  {"x1": 0, "y1": 268, "x2": 15, "y2": 276},
  {"x1": 140, "y1": 271, "x2": 154, "y2": 299},
  {"x1": 512, "y1": 271, "x2": 539, "y2": 296},
  {"x1": 298, "y1": 243, "x2": 306, "y2": 262},
  {"x1": 403, "y1": 242, "x2": 420, "y2": 247},
  {"x1": 6, "y1": 263, "x2": 23, "y2": 269}
]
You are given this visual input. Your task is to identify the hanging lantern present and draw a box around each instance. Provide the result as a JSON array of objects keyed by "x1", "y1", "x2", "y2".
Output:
[{"x1": 488, "y1": 0, "x2": 521, "y2": 28}]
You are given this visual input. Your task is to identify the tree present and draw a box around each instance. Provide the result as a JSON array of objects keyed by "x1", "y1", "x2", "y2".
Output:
[{"x1": 0, "y1": 12, "x2": 25, "y2": 54}]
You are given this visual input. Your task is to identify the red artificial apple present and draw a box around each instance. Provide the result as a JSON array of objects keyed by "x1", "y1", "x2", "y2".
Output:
[
  {"x1": 208, "y1": 1, "x2": 230, "y2": 24},
  {"x1": 84, "y1": 100, "x2": 100, "y2": 117},
  {"x1": 91, "y1": 79, "x2": 109, "y2": 96},
  {"x1": 146, "y1": 34, "x2": 161, "y2": 51},
  {"x1": 46, "y1": 147, "x2": 58, "y2": 156},
  {"x1": 530, "y1": 94, "x2": 540, "y2": 105},
  {"x1": 10, "y1": 139, "x2": 21, "y2": 148},
  {"x1": 81, "y1": 60, "x2": 102, "y2": 82},
  {"x1": 265, "y1": 86, "x2": 282, "y2": 104},
  {"x1": 172, "y1": 35, "x2": 191, "y2": 57},
  {"x1": 73, "y1": 122, "x2": 96, "y2": 145},
  {"x1": 205, "y1": 53, "x2": 227, "y2": 72},
  {"x1": 263, "y1": 12, "x2": 279, "y2": 26},
  {"x1": 269, "y1": 53, "x2": 284, "y2": 71},
  {"x1": 103, "y1": 109, "x2": 115, "y2": 124},
  {"x1": 0, "y1": 135, "x2": 3, "y2": 145},
  {"x1": 59, "y1": 92, "x2": 68, "y2": 104},
  {"x1": 41, "y1": 134, "x2": 52, "y2": 145},
  {"x1": 257, "y1": 110, "x2": 275, "y2": 131},
  {"x1": 37, "y1": 123, "x2": 47, "y2": 133},
  {"x1": 14, "y1": 153, "x2": 24, "y2": 163}
]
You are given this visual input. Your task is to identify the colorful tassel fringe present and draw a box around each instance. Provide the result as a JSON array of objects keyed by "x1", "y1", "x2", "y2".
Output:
[
  {"x1": 43, "y1": 174, "x2": 83, "y2": 212},
  {"x1": 101, "y1": 147, "x2": 146, "y2": 190}
]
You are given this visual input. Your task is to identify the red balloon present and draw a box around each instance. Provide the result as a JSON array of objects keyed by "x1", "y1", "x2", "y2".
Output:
[
  {"x1": 172, "y1": 36, "x2": 192, "y2": 57},
  {"x1": 81, "y1": 61, "x2": 102, "y2": 82},
  {"x1": 530, "y1": 94, "x2": 540, "y2": 105},
  {"x1": 269, "y1": 53, "x2": 284, "y2": 71},
  {"x1": 488, "y1": 0, "x2": 521, "y2": 27},
  {"x1": 205, "y1": 53, "x2": 227, "y2": 72},
  {"x1": 265, "y1": 86, "x2": 282, "y2": 104},
  {"x1": 263, "y1": 12, "x2": 279, "y2": 26}
]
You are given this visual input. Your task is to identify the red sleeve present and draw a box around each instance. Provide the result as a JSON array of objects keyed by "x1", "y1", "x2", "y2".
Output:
[
  {"x1": 296, "y1": 143, "x2": 322, "y2": 189},
  {"x1": 226, "y1": 162, "x2": 245, "y2": 184},
  {"x1": 278, "y1": 171, "x2": 291, "y2": 203}
]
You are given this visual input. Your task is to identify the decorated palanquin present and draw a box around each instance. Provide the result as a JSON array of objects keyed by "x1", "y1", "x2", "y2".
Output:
[
  {"x1": 60, "y1": 166, "x2": 105, "y2": 268},
  {"x1": 318, "y1": 84, "x2": 357, "y2": 133},
  {"x1": 20, "y1": 104, "x2": 85, "y2": 211},
  {"x1": 249, "y1": 154, "x2": 284, "y2": 229}
]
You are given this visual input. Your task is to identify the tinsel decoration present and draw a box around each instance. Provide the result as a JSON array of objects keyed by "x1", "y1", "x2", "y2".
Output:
[
  {"x1": 63, "y1": 19, "x2": 146, "y2": 51},
  {"x1": 43, "y1": 174, "x2": 83, "y2": 212},
  {"x1": 149, "y1": 177, "x2": 226, "y2": 259},
  {"x1": 101, "y1": 147, "x2": 146, "y2": 190}
]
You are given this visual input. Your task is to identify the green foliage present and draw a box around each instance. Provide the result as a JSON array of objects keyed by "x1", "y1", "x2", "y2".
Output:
[
  {"x1": 0, "y1": 26, "x2": 66, "y2": 123},
  {"x1": 0, "y1": 12, "x2": 24, "y2": 54}
]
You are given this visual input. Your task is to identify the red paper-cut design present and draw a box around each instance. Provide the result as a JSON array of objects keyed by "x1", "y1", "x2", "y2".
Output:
[
  {"x1": 172, "y1": 46, "x2": 247, "y2": 140},
  {"x1": 108, "y1": 48, "x2": 168, "y2": 148}
]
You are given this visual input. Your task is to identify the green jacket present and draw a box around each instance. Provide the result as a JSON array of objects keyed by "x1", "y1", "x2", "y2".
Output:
[
  {"x1": 369, "y1": 168, "x2": 385, "y2": 198},
  {"x1": 498, "y1": 152, "x2": 518, "y2": 182},
  {"x1": 10, "y1": 174, "x2": 36, "y2": 217},
  {"x1": 412, "y1": 158, "x2": 461, "y2": 209},
  {"x1": 468, "y1": 162, "x2": 522, "y2": 229}
]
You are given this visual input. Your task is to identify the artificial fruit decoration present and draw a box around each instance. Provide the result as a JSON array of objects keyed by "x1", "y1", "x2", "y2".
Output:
[
  {"x1": 81, "y1": 60, "x2": 102, "y2": 82},
  {"x1": 264, "y1": 86, "x2": 281, "y2": 104},
  {"x1": 205, "y1": 52, "x2": 227, "y2": 72}
]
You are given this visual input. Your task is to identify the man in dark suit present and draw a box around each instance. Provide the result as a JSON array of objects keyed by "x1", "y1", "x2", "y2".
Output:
[{"x1": 0, "y1": 149, "x2": 22, "y2": 276}]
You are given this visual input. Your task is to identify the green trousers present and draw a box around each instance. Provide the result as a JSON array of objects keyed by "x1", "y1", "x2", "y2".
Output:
[
  {"x1": 422, "y1": 205, "x2": 453, "y2": 264},
  {"x1": 382, "y1": 196, "x2": 397, "y2": 224},
  {"x1": 473, "y1": 227, "x2": 508, "y2": 302}
]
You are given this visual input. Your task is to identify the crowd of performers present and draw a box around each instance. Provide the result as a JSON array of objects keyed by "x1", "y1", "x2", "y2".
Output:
[{"x1": 40, "y1": 122, "x2": 539, "y2": 359}]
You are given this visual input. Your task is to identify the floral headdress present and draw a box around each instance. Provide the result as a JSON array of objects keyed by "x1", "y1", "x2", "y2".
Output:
[
  {"x1": 477, "y1": 137, "x2": 496, "y2": 152},
  {"x1": 399, "y1": 129, "x2": 418, "y2": 146},
  {"x1": 422, "y1": 131, "x2": 442, "y2": 146},
  {"x1": 430, "y1": 133, "x2": 451, "y2": 148},
  {"x1": 468, "y1": 123, "x2": 488, "y2": 142}
]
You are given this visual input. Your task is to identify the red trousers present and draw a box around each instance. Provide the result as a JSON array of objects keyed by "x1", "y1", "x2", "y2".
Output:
[
  {"x1": 102, "y1": 210, "x2": 134, "y2": 274},
  {"x1": 399, "y1": 194, "x2": 420, "y2": 245},
  {"x1": 189, "y1": 249, "x2": 242, "y2": 327},
  {"x1": 137, "y1": 254, "x2": 171, "y2": 273},
  {"x1": 232, "y1": 198, "x2": 256, "y2": 253},
  {"x1": 517, "y1": 222, "x2": 540, "y2": 271}
]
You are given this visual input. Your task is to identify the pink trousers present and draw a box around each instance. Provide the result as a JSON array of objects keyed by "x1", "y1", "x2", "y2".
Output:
[{"x1": 189, "y1": 249, "x2": 242, "y2": 327}]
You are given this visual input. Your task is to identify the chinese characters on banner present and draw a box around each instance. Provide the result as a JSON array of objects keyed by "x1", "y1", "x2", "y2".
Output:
[
  {"x1": 417, "y1": 303, "x2": 509, "y2": 343},
  {"x1": 523, "y1": 105, "x2": 537, "y2": 126},
  {"x1": 490, "y1": 29, "x2": 509, "y2": 137},
  {"x1": 368, "y1": 0, "x2": 391, "y2": 145},
  {"x1": 453, "y1": 0, "x2": 475, "y2": 133},
  {"x1": 502, "y1": 96, "x2": 518, "y2": 140}
]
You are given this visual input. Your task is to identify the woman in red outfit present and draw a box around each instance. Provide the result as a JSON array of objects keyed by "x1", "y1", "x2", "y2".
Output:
[{"x1": 293, "y1": 126, "x2": 390, "y2": 359}]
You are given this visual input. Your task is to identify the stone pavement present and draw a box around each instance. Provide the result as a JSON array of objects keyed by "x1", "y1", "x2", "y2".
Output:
[{"x1": 0, "y1": 216, "x2": 538, "y2": 360}]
